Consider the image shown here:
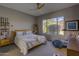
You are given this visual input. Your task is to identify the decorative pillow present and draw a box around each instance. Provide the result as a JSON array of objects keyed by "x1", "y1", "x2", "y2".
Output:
[
  {"x1": 52, "y1": 40, "x2": 63, "y2": 48},
  {"x1": 26, "y1": 31, "x2": 33, "y2": 35},
  {"x1": 23, "y1": 31, "x2": 26, "y2": 35}
]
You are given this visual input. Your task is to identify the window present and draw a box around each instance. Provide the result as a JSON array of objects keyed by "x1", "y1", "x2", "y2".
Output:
[{"x1": 43, "y1": 16, "x2": 64, "y2": 36}]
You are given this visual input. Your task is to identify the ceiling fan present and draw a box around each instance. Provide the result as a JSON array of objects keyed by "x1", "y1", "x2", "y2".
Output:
[
  {"x1": 28, "y1": 3, "x2": 45, "y2": 11},
  {"x1": 36, "y1": 3, "x2": 45, "y2": 10}
]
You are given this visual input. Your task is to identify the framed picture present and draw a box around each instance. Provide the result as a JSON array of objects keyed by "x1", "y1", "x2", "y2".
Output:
[{"x1": 65, "y1": 20, "x2": 79, "y2": 31}]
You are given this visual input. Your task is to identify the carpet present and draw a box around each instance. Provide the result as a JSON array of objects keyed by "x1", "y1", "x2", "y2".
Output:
[
  {"x1": 0, "y1": 41, "x2": 53, "y2": 56},
  {"x1": 0, "y1": 41, "x2": 66, "y2": 56}
]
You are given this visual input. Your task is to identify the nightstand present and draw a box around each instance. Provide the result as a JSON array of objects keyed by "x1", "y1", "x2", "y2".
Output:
[{"x1": 0, "y1": 38, "x2": 13, "y2": 47}]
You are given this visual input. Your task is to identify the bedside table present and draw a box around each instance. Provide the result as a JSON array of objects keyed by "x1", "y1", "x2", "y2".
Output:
[{"x1": 0, "y1": 38, "x2": 13, "y2": 47}]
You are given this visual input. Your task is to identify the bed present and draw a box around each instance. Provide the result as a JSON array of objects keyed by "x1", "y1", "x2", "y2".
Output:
[{"x1": 14, "y1": 30, "x2": 47, "y2": 55}]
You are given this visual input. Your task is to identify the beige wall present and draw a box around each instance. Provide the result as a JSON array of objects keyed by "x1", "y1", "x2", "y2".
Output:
[
  {"x1": 37, "y1": 4, "x2": 79, "y2": 51},
  {"x1": 37, "y1": 4, "x2": 79, "y2": 34},
  {"x1": 0, "y1": 6, "x2": 35, "y2": 31}
]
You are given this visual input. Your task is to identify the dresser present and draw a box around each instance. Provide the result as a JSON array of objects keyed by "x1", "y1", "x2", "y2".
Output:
[{"x1": 0, "y1": 38, "x2": 13, "y2": 47}]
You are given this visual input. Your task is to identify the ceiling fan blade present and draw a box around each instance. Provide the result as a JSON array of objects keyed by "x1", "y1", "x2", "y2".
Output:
[
  {"x1": 37, "y1": 3, "x2": 45, "y2": 9},
  {"x1": 26, "y1": 3, "x2": 45, "y2": 11}
]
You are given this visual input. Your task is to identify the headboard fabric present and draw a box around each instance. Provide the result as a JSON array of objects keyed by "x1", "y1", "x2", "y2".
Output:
[
  {"x1": 11, "y1": 29, "x2": 32, "y2": 40},
  {"x1": 15, "y1": 29, "x2": 32, "y2": 32}
]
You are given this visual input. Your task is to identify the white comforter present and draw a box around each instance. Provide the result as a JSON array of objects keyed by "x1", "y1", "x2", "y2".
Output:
[{"x1": 14, "y1": 34, "x2": 46, "y2": 55}]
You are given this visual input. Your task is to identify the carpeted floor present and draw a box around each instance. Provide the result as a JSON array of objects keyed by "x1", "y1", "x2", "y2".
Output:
[{"x1": 0, "y1": 41, "x2": 67, "y2": 56}]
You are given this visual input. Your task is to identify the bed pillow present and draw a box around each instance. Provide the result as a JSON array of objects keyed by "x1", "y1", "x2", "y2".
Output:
[
  {"x1": 26, "y1": 31, "x2": 33, "y2": 35},
  {"x1": 23, "y1": 31, "x2": 26, "y2": 35},
  {"x1": 16, "y1": 32, "x2": 23, "y2": 36}
]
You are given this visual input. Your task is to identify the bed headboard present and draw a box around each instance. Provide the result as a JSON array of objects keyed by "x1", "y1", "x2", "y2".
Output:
[
  {"x1": 11, "y1": 29, "x2": 32, "y2": 40},
  {"x1": 15, "y1": 29, "x2": 32, "y2": 32},
  {"x1": 12, "y1": 29, "x2": 32, "y2": 35}
]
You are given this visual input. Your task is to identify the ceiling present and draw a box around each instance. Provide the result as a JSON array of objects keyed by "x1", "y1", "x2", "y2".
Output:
[{"x1": 0, "y1": 3, "x2": 78, "y2": 16}]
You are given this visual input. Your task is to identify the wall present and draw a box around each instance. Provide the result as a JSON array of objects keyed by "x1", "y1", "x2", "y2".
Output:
[
  {"x1": 37, "y1": 4, "x2": 79, "y2": 51},
  {"x1": 0, "y1": 6, "x2": 35, "y2": 31}
]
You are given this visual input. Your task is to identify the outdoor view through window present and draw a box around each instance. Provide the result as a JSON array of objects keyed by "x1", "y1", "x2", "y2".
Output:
[{"x1": 43, "y1": 16, "x2": 64, "y2": 36}]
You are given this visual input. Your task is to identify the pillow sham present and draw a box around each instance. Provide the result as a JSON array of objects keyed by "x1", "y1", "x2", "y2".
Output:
[
  {"x1": 16, "y1": 32, "x2": 23, "y2": 36},
  {"x1": 26, "y1": 31, "x2": 33, "y2": 35},
  {"x1": 23, "y1": 31, "x2": 26, "y2": 35}
]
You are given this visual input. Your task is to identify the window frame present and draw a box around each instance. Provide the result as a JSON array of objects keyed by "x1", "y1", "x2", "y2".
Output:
[{"x1": 42, "y1": 16, "x2": 65, "y2": 36}]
